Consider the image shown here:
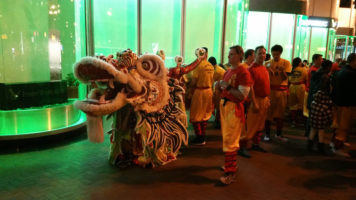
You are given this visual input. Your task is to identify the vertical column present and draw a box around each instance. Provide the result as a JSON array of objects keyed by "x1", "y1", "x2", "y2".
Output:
[
  {"x1": 181, "y1": 0, "x2": 186, "y2": 57},
  {"x1": 137, "y1": 0, "x2": 142, "y2": 55},
  {"x1": 308, "y1": 28, "x2": 312, "y2": 61},
  {"x1": 267, "y1": 13, "x2": 273, "y2": 53},
  {"x1": 85, "y1": 0, "x2": 94, "y2": 56},
  {"x1": 291, "y1": 14, "x2": 298, "y2": 60},
  {"x1": 325, "y1": 28, "x2": 330, "y2": 59},
  {"x1": 344, "y1": 36, "x2": 349, "y2": 59},
  {"x1": 220, "y1": 0, "x2": 228, "y2": 64}
]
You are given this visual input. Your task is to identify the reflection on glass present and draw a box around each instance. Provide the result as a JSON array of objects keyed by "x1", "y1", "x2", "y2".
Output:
[
  {"x1": 141, "y1": 0, "x2": 181, "y2": 67},
  {"x1": 327, "y1": 29, "x2": 336, "y2": 60},
  {"x1": 270, "y1": 13, "x2": 295, "y2": 61},
  {"x1": 346, "y1": 36, "x2": 354, "y2": 58},
  {"x1": 224, "y1": 0, "x2": 246, "y2": 64},
  {"x1": 93, "y1": 0, "x2": 137, "y2": 56},
  {"x1": 0, "y1": 0, "x2": 86, "y2": 84},
  {"x1": 185, "y1": 0, "x2": 224, "y2": 63},
  {"x1": 335, "y1": 36, "x2": 347, "y2": 60},
  {"x1": 295, "y1": 15, "x2": 311, "y2": 61},
  {"x1": 310, "y1": 27, "x2": 328, "y2": 58},
  {"x1": 244, "y1": 11, "x2": 270, "y2": 51}
]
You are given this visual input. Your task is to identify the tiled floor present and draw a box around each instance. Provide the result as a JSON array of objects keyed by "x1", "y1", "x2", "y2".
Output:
[{"x1": 0, "y1": 120, "x2": 355, "y2": 200}]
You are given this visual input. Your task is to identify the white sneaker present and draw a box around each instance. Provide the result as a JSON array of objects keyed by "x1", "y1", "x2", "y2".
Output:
[
  {"x1": 263, "y1": 136, "x2": 271, "y2": 141},
  {"x1": 220, "y1": 173, "x2": 236, "y2": 185}
]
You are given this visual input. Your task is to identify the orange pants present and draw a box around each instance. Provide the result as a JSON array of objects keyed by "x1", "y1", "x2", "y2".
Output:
[
  {"x1": 267, "y1": 90, "x2": 287, "y2": 120},
  {"x1": 190, "y1": 88, "x2": 214, "y2": 122},
  {"x1": 242, "y1": 97, "x2": 270, "y2": 146},
  {"x1": 220, "y1": 100, "x2": 244, "y2": 152},
  {"x1": 288, "y1": 84, "x2": 305, "y2": 111}
]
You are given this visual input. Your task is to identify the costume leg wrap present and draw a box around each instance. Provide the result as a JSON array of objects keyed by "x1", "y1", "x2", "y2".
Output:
[
  {"x1": 252, "y1": 132, "x2": 263, "y2": 145},
  {"x1": 224, "y1": 151, "x2": 237, "y2": 173},
  {"x1": 192, "y1": 122, "x2": 202, "y2": 137},
  {"x1": 201, "y1": 121, "x2": 208, "y2": 139}
]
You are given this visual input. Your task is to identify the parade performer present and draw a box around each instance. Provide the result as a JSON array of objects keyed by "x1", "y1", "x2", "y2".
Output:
[
  {"x1": 189, "y1": 48, "x2": 215, "y2": 145},
  {"x1": 239, "y1": 46, "x2": 270, "y2": 158},
  {"x1": 168, "y1": 53, "x2": 203, "y2": 127},
  {"x1": 217, "y1": 45, "x2": 253, "y2": 185},
  {"x1": 288, "y1": 57, "x2": 308, "y2": 126},
  {"x1": 264, "y1": 45, "x2": 292, "y2": 141},
  {"x1": 73, "y1": 49, "x2": 189, "y2": 168}
]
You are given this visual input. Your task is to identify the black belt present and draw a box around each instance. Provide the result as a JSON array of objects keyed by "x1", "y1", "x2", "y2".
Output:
[{"x1": 222, "y1": 98, "x2": 231, "y2": 106}]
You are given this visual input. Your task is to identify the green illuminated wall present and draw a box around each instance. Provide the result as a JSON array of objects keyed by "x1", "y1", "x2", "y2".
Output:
[
  {"x1": 294, "y1": 15, "x2": 311, "y2": 61},
  {"x1": 93, "y1": 0, "x2": 137, "y2": 55},
  {"x1": 310, "y1": 27, "x2": 328, "y2": 58},
  {"x1": 224, "y1": 0, "x2": 247, "y2": 64},
  {"x1": 270, "y1": 13, "x2": 295, "y2": 61},
  {"x1": 141, "y1": 0, "x2": 181, "y2": 67},
  {"x1": 0, "y1": 0, "x2": 86, "y2": 84},
  {"x1": 0, "y1": 0, "x2": 50, "y2": 83},
  {"x1": 244, "y1": 11, "x2": 270, "y2": 51},
  {"x1": 185, "y1": 0, "x2": 224, "y2": 63}
]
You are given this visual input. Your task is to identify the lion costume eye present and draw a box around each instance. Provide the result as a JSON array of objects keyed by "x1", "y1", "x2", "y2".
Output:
[{"x1": 142, "y1": 62, "x2": 150, "y2": 70}]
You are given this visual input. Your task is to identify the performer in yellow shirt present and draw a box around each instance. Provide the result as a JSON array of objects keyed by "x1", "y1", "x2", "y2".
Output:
[
  {"x1": 209, "y1": 56, "x2": 226, "y2": 129},
  {"x1": 288, "y1": 57, "x2": 308, "y2": 126},
  {"x1": 264, "y1": 45, "x2": 292, "y2": 141},
  {"x1": 190, "y1": 47, "x2": 215, "y2": 145}
]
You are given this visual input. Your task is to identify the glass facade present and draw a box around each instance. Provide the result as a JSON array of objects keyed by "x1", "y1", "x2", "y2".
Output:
[
  {"x1": 327, "y1": 29, "x2": 336, "y2": 60},
  {"x1": 309, "y1": 27, "x2": 328, "y2": 59},
  {"x1": 270, "y1": 13, "x2": 295, "y2": 61},
  {"x1": 224, "y1": 0, "x2": 247, "y2": 64},
  {"x1": 0, "y1": 0, "x2": 86, "y2": 83},
  {"x1": 93, "y1": 0, "x2": 138, "y2": 55},
  {"x1": 185, "y1": 0, "x2": 224, "y2": 63},
  {"x1": 0, "y1": 0, "x2": 86, "y2": 136},
  {"x1": 294, "y1": 15, "x2": 311, "y2": 61},
  {"x1": 244, "y1": 11, "x2": 270, "y2": 52},
  {"x1": 335, "y1": 36, "x2": 348, "y2": 59},
  {"x1": 141, "y1": 0, "x2": 181, "y2": 67}
]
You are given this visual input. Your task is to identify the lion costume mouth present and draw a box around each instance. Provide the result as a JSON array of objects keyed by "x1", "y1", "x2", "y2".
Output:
[{"x1": 73, "y1": 57, "x2": 142, "y2": 116}]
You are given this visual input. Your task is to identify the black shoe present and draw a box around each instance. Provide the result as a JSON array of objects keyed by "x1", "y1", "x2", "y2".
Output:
[
  {"x1": 251, "y1": 144, "x2": 267, "y2": 153},
  {"x1": 189, "y1": 137, "x2": 206, "y2": 145},
  {"x1": 238, "y1": 148, "x2": 251, "y2": 158}
]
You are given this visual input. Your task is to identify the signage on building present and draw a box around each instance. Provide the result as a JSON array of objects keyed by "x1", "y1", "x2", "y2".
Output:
[{"x1": 300, "y1": 17, "x2": 337, "y2": 28}]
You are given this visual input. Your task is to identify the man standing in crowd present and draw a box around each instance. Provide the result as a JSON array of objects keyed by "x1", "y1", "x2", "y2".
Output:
[
  {"x1": 239, "y1": 46, "x2": 270, "y2": 158},
  {"x1": 241, "y1": 49, "x2": 255, "y2": 69},
  {"x1": 189, "y1": 47, "x2": 215, "y2": 145},
  {"x1": 264, "y1": 45, "x2": 292, "y2": 141},
  {"x1": 307, "y1": 54, "x2": 323, "y2": 91},
  {"x1": 217, "y1": 45, "x2": 253, "y2": 184},
  {"x1": 331, "y1": 53, "x2": 356, "y2": 157}
]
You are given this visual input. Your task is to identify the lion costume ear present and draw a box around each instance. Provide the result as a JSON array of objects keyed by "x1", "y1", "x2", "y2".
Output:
[{"x1": 136, "y1": 54, "x2": 168, "y2": 81}]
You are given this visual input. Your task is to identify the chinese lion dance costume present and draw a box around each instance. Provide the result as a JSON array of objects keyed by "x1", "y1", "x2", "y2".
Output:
[{"x1": 73, "y1": 49, "x2": 202, "y2": 168}]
